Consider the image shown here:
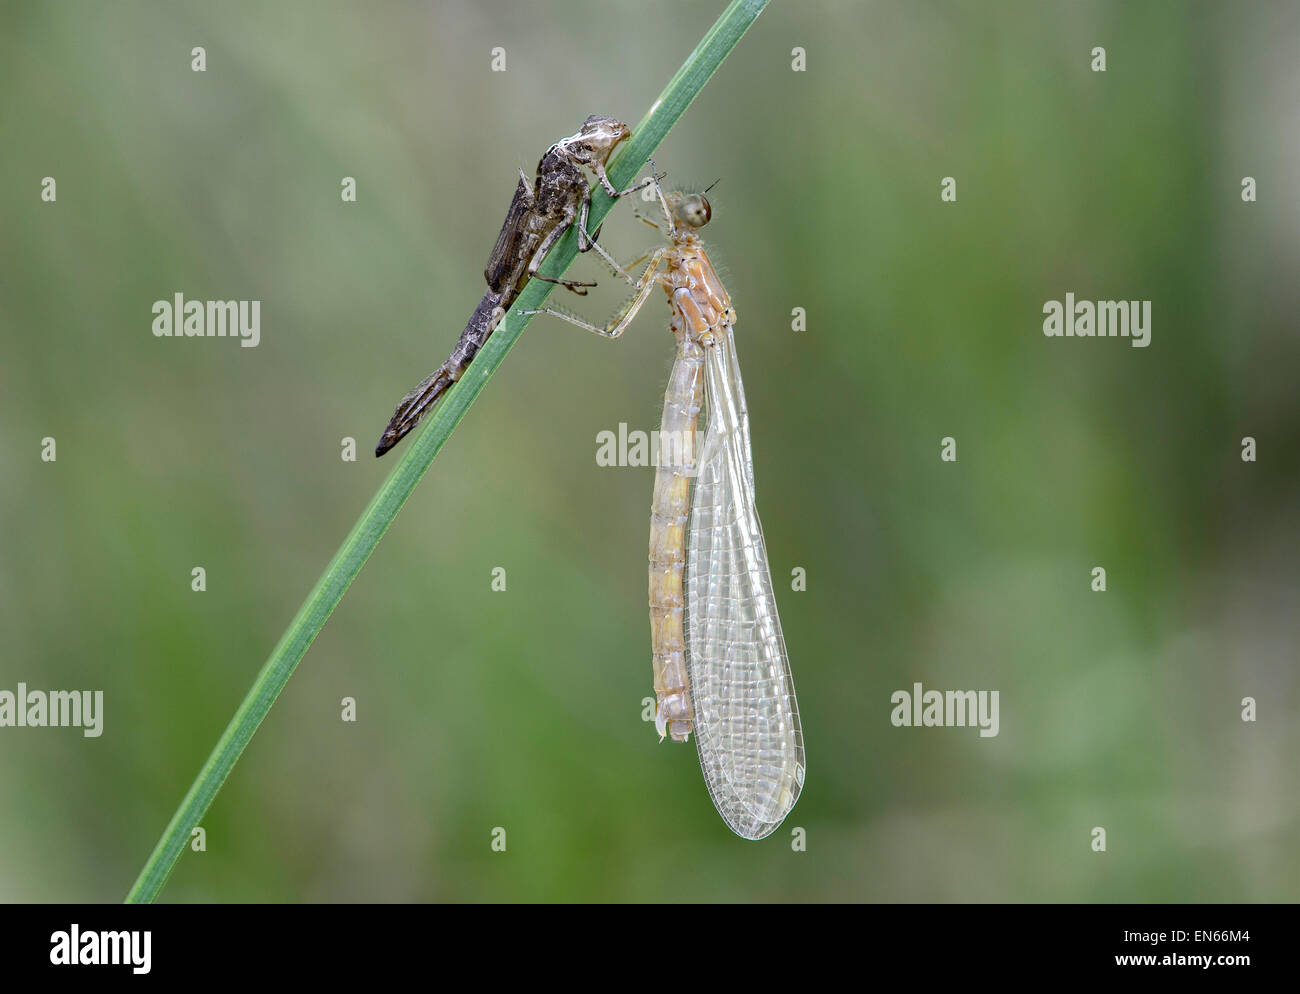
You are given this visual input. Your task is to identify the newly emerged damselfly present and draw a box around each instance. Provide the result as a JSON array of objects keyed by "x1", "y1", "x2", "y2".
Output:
[{"x1": 527, "y1": 178, "x2": 805, "y2": 840}]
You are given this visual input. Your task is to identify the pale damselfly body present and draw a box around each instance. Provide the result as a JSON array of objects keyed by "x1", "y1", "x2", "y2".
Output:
[{"x1": 526, "y1": 177, "x2": 805, "y2": 840}]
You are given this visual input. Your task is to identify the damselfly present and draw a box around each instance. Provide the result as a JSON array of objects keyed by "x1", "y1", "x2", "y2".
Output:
[{"x1": 527, "y1": 179, "x2": 805, "y2": 840}]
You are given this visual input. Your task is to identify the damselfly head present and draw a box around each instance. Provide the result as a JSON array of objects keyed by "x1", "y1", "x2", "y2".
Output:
[
  {"x1": 667, "y1": 191, "x2": 712, "y2": 230},
  {"x1": 564, "y1": 115, "x2": 632, "y2": 165}
]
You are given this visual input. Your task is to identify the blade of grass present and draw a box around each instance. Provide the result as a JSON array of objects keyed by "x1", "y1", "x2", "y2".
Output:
[{"x1": 125, "y1": 0, "x2": 771, "y2": 904}]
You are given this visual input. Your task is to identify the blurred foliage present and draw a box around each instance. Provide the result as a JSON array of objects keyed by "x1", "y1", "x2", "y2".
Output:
[{"x1": 0, "y1": 0, "x2": 1296, "y2": 902}]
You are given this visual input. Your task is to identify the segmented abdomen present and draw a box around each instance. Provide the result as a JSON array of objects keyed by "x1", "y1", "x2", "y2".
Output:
[
  {"x1": 648, "y1": 326, "x2": 703, "y2": 742},
  {"x1": 648, "y1": 249, "x2": 731, "y2": 742}
]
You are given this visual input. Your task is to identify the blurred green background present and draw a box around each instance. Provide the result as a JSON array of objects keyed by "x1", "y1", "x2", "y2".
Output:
[{"x1": 1, "y1": 0, "x2": 1296, "y2": 902}]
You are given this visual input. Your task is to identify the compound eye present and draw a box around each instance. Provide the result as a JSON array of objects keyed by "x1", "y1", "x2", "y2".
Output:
[{"x1": 681, "y1": 195, "x2": 711, "y2": 227}]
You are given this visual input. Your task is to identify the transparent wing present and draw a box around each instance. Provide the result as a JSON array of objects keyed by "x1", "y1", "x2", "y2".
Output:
[{"x1": 686, "y1": 324, "x2": 805, "y2": 840}]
